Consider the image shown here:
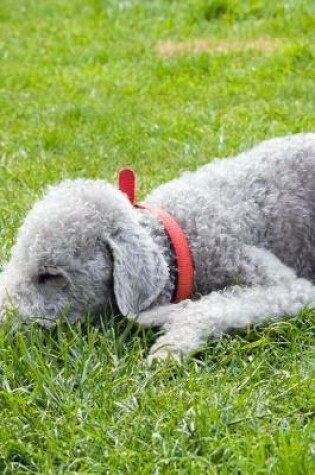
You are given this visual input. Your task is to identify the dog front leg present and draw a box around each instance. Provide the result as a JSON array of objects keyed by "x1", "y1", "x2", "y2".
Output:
[
  {"x1": 143, "y1": 247, "x2": 315, "y2": 362},
  {"x1": 146, "y1": 277, "x2": 314, "y2": 362}
]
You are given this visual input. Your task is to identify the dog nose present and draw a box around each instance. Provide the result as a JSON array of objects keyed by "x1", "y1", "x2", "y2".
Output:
[
  {"x1": 0, "y1": 277, "x2": 20, "y2": 323},
  {"x1": 0, "y1": 288, "x2": 8, "y2": 323}
]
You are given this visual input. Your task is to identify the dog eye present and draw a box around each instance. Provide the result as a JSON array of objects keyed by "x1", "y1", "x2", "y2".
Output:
[
  {"x1": 37, "y1": 268, "x2": 64, "y2": 284},
  {"x1": 37, "y1": 273, "x2": 60, "y2": 284}
]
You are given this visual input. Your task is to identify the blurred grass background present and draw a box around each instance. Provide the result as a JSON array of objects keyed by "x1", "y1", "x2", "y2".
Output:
[{"x1": 0, "y1": 1, "x2": 314, "y2": 473}]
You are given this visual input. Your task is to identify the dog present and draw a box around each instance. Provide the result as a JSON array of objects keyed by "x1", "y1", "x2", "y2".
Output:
[{"x1": 1, "y1": 133, "x2": 315, "y2": 362}]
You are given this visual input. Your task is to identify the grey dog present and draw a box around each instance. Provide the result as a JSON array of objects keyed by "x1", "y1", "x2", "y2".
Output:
[{"x1": 1, "y1": 133, "x2": 315, "y2": 361}]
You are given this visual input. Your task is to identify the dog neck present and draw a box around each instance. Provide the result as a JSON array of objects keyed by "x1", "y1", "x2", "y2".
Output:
[
  {"x1": 118, "y1": 168, "x2": 194, "y2": 306},
  {"x1": 137, "y1": 208, "x2": 177, "y2": 306}
]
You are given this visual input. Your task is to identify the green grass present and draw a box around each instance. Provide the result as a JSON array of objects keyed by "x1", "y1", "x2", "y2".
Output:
[{"x1": 0, "y1": 0, "x2": 315, "y2": 473}]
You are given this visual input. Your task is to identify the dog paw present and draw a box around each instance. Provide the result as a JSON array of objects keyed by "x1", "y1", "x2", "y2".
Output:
[{"x1": 146, "y1": 349, "x2": 182, "y2": 366}]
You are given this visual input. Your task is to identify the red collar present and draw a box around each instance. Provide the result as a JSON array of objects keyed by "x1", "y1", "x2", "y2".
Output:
[{"x1": 119, "y1": 168, "x2": 194, "y2": 303}]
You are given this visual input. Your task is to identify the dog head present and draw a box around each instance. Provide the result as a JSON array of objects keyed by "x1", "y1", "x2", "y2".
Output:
[{"x1": 0, "y1": 179, "x2": 169, "y2": 326}]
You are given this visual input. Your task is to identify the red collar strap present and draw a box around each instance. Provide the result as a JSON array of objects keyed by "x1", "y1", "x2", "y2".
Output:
[{"x1": 119, "y1": 168, "x2": 194, "y2": 303}]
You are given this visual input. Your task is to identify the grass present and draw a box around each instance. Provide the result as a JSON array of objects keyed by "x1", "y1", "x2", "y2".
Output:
[{"x1": 0, "y1": 0, "x2": 314, "y2": 472}]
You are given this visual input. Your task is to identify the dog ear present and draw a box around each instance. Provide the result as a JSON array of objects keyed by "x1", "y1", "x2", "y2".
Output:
[{"x1": 107, "y1": 228, "x2": 169, "y2": 316}]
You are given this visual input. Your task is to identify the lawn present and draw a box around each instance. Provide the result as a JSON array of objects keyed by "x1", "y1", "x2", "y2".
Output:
[{"x1": 0, "y1": 0, "x2": 315, "y2": 473}]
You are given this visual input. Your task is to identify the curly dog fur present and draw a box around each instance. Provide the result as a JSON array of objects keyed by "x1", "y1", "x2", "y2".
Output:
[{"x1": 1, "y1": 133, "x2": 315, "y2": 361}]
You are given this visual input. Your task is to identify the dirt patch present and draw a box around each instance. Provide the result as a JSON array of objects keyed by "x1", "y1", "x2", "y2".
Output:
[{"x1": 157, "y1": 38, "x2": 279, "y2": 57}]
